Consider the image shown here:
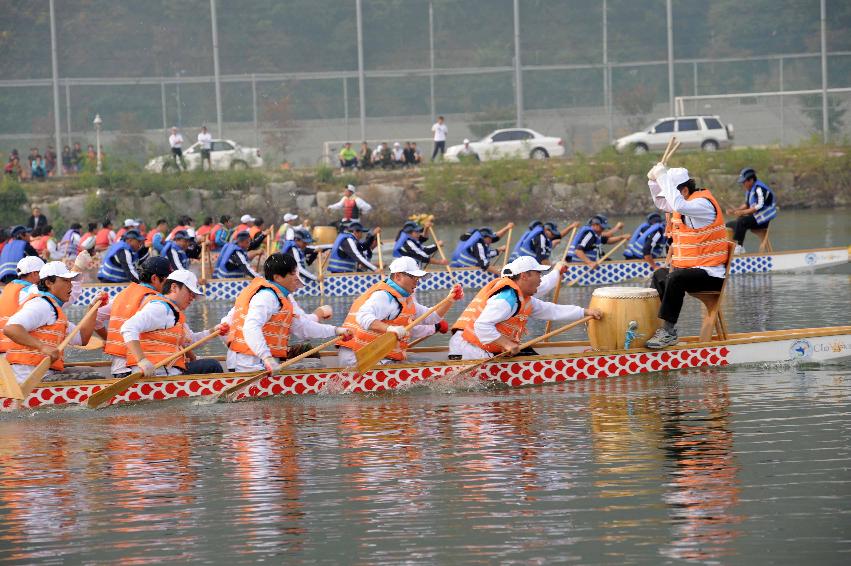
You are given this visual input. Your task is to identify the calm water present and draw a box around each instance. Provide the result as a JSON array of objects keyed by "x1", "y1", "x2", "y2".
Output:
[{"x1": 1, "y1": 209, "x2": 849, "y2": 564}]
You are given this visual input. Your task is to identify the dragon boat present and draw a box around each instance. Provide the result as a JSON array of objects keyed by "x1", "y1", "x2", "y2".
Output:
[
  {"x1": 3, "y1": 325, "x2": 849, "y2": 412},
  {"x1": 72, "y1": 245, "x2": 850, "y2": 303}
]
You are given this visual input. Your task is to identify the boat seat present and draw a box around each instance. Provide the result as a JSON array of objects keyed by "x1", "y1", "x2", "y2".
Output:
[
  {"x1": 751, "y1": 225, "x2": 773, "y2": 253},
  {"x1": 689, "y1": 241, "x2": 735, "y2": 343}
]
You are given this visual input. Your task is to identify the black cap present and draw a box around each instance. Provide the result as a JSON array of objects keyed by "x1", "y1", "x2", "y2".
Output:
[
  {"x1": 646, "y1": 212, "x2": 663, "y2": 224},
  {"x1": 139, "y1": 256, "x2": 172, "y2": 278},
  {"x1": 234, "y1": 230, "x2": 251, "y2": 241},
  {"x1": 346, "y1": 221, "x2": 367, "y2": 233},
  {"x1": 172, "y1": 230, "x2": 190, "y2": 240},
  {"x1": 123, "y1": 229, "x2": 143, "y2": 241},
  {"x1": 402, "y1": 223, "x2": 424, "y2": 234},
  {"x1": 737, "y1": 167, "x2": 756, "y2": 183},
  {"x1": 293, "y1": 228, "x2": 313, "y2": 243},
  {"x1": 543, "y1": 221, "x2": 559, "y2": 234},
  {"x1": 477, "y1": 227, "x2": 500, "y2": 242},
  {"x1": 10, "y1": 225, "x2": 26, "y2": 238}
]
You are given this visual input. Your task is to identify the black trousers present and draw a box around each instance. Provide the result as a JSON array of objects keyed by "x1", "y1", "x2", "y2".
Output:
[
  {"x1": 431, "y1": 140, "x2": 445, "y2": 160},
  {"x1": 726, "y1": 216, "x2": 768, "y2": 245},
  {"x1": 651, "y1": 267, "x2": 723, "y2": 324}
]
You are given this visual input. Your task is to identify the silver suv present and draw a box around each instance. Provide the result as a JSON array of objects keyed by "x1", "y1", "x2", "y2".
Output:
[{"x1": 614, "y1": 115, "x2": 734, "y2": 154}]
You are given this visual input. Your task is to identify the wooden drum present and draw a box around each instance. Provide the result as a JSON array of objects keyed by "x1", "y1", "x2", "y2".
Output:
[
  {"x1": 312, "y1": 226, "x2": 338, "y2": 246},
  {"x1": 588, "y1": 286, "x2": 661, "y2": 351}
]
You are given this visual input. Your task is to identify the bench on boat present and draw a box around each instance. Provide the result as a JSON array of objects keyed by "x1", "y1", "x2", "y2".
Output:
[{"x1": 690, "y1": 241, "x2": 735, "y2": 343}]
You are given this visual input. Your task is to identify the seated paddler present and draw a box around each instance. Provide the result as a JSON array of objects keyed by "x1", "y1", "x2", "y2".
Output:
[
  {"x1": 214, "y1": 231, "x2": 261, "y2": 279},
  {"x1": 97, "y1": 229, "x2": 145, "y2": 283},
  {"x1": 337, "y1": 256, "x2": 464, "y2": 367},
  {"x1": 450, "y1": 224, "x2": 513, "y2": 274},
  {"x1": 448, "y1": 256, "x2": 601, "y2": 360},
  {"x1": 622, "y1": 212, "x2": 667, "y2": 271}
]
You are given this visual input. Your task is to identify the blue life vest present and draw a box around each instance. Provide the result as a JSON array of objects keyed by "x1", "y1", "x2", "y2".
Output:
[
  {"x1": 214, "y1": 242, "x2": 247, "y2": 278},
  {"x1": 0, "y1": 240, "x2": 27, "y2": 280},
  {"x1": 97, "y1": 241, "x2": 136, "y2": 282},
  {"x1": 280, "y1": 240, "x2": 296, "y2": 256},
  {"x1": 567, "y1": 226, "x2": 601, "y2": 262},
  {"x1": 392, "y1": 233, "x2": 412, "y2": 258},
  {"x1": 748, "y1": 180, "x2": 778, "y2": 225},
  {"x1": 625, "y1": 223, "x2": 665, "y2": 259},
  {"x1": 151, "y1": 232, "x2": 166, "y2": 254},
  {"x1": 451, "y1": 230, "x2": 485, "y2": 268},
  {"x1": 328, "y1": 233, "x2": 358, "y2": 273},
  {"x1": 510, "y1": 226, "x2": 550, "y2": 261},
  {"x1": 160, "y1": 241, "x2": 189, "y2": 269},
  {"x1": 623, "y1": 222, "x2": 651, "y2": 259}
]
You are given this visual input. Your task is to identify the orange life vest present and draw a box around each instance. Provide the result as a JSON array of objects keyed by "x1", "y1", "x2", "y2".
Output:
[
  {"x1": 0, "y1": 281, "x2": 28, "y2": 353},
  {"x1": 338, "y1": 281, "x2": 416, "y2": 361},
  {"x1": 248, "y1": 225, "x2": 262, "y2": 239},
  {"x1": 125, "y1": 295, "x2": 187, "y2": 370},
  {"x1": 31, "y1": 235, "x2": 50, "y2": 254},
  {"x1": 670, "y1": 189, "x2": 728, "y2": 268},
  {"x1": 78, "y1": 231, "x2": 95, "y2": 252},
  {"x1": 145, "y1": 229, "x2": 163, "y2": 247},
  {"x1": 5, "y1": 294, "x2": 68, "y2": 370},
  {"x1": 103, "y1": 283, "x2": 159, "y2": 358},
  {"x1": 167, "y1": 225, "x2": 189, "y2": 241},
  {"x1": 227, "y1": 278, "x2": 294, "y2": 358},
  {"x1": 342, "y1": 197, "x2": 358, "y2": 220},
  {"x1": 195, "y1": 225, "x2": 213, "y2": 240},
  {"x1": 231, "y1": 224, "x2": 250, "y2": 240},
  {"x1": 452, "y1": 278, "x2": 533, "y2": 354},
  {"x1": 115, "y1": 227, "x2": 128, "y2": 241},
  {"x1": 95, "y1": 228, "x2": 113, "y2": 249}
]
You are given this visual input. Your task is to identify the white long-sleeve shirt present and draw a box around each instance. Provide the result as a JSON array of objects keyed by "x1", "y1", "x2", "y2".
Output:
[
  {"x1": 352, "y1": 290, "x2": 442, "y2": 332},
  {"x1": 472, "y1": 292, "x2": 585, "y2": 345},
  {"x1": 169, "y1": 133, "x2": 184, "y2": 149},
  {"x1": 120, "y1": 300, "x2": 207, "y2": 376},
  {"x1": 221, "y1": 290, "x2": 336, "y2": 371},
  {"x1": 288, "y1": 246, "x2": 317, "y2": 281},
  {"x1": 649, "y1": 174, "x2": 725, "y2": 278},
  {"x1": 327, "y1": 196, "x2": 373, "y2": 217},
  {"x1": 7, "y1": 295, "x2": 82, "y2": 382}
]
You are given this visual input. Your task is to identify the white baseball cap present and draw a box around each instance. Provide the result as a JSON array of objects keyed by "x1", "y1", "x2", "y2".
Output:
[
  {"x1": 39, "y1": 261, "x2": 80, "y2": 280},
  {"x1": 123, "y1": 218, "x2": 140, "y2": 228},
  {"x1": 666, "y1": 167, "x2": 691, "y2": 187},
  {"x1": 345, "y1": 184, "x2": 356, "y2": 193},
  {"x1": 463, "y1": 138, "x2": 470, "y2": 144},
  {"x1": 389, "y1": 256, "x2": 428, "y2": 277},
  {"x1": 393, "y1": 142, "x2": 400, "y2": 147},
  {"x1": 167, "y1": 269, "x2": 204, "y2": 295},
  {"x1": 502, "y1": 256, "x2": 552, "y2": 277},
  {"x1": 17, "y1": 255, "x2": 45, "y2": 275},
  {"x1": 240, "y1": 214, "x2": 256, "y2": 224},
  {"x1": 283, "y1": 213, "x2": 298, "y2": 222}
]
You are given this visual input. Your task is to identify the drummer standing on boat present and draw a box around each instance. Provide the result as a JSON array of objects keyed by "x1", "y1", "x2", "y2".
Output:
[
  {"x1": 327, "y1": 184, "x2": 372, "y2": 224},
  {"x1": 3, "y1": 262, "x2": 105, "y2": 384},
  {"x1": 645, "y1": 164, "x2": 727, "y2": 349},
  {"x1": 120, "y1": 269, "x2": 227, "y2": 376},
  {"x1": 448, "y1": 256, "x2": 600, "y2": 360},
  {"x1": 338, "y1": 257, "x2": 463, "y2": 367},
  {"x1": 222, "y1": 254, "x2": 350, "y2": 372},
  {"x1": 98, "y1": 256, "x2": 173, "y2": 378},
  {"x1": 726, "y1": 167, "x2": 777, "y2": 253}
]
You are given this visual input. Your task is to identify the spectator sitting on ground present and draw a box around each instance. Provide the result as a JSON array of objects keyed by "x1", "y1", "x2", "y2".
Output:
[
  {"x1": 45, "y1": 146, "x2": 57, "y2": 177},
  {"x1": 402, "y1": 142, "x2": 415, "y2": 167},
  {"x1": 392, "y1": 142, "x2": 405, "y2": 167},
  {"x1": 358, "y1": 141, "x2": 373, "y2": 170},
  {"x1": 457, "y1": 138, "x2": 480, "y2": 162},
  {"x1": 373, "y1": 142, "x2": 393, "y2": 169},
  {"x1": 338, "y1": 142, "x2": 358, "y2": 170},
  {"x1": 61, "y1": 145, "x2": 72, "y2": 174},
  {"x1": 410, "y1": 142, "x2": 423, "y2": 165},
  {"x1": 71, "y1": 142, "x2": 83, "y2": 172},
  {"x1": 4, "y1": 156, "x2": 22, "y2": 181}
]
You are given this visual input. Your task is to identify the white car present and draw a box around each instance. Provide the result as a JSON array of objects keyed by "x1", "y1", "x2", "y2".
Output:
[
  {"x1": 614, "y1": 115, "x2": 734, "y2": 154},
  {"x1": 445, "y1": 128, "x2": 565, "y2": 162},
  {"x1": 145, "y1": 139, "x2": 264, "y2": 172}
]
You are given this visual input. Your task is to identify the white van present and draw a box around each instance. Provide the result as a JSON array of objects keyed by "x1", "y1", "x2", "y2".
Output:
[{"x1": 614, "y1": 115, "x2": 734, "y2": 154}]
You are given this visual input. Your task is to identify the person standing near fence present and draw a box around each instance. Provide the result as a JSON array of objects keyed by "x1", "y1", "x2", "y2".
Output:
[
  {"x1": 431, "y1": 116, "x2": 447, "y2": 161},
  {"x1": 197, "y1": 126, "x2": 213, "y2": 171},
  {"x1": 169, "y1": 127, "x2": 186, "y2": 171}
]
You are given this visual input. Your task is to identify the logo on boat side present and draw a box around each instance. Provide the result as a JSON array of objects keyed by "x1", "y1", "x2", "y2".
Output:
[
  {"x1": 790, "y1": 339, "x2": 813, "y2": 360},
  {"x1": 804, "y1": 253, "x2": 817, "y2": 265}
]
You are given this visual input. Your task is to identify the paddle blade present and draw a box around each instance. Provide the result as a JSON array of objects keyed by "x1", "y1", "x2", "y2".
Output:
[
  {"x1": 85, "y1": 371, "x2": 144, "y2": 409},
  {"x1": 19, "y1": 358, "x2": 52, "y2": 399},
  {"x1": 0, "y1": 357, "x2": 24, "y2": 400},
  {"x1": 355, "y1": 332, "x2": 398, "y2": 374}
]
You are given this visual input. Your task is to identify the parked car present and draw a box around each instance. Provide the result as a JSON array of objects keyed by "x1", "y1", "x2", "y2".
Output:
[
  {"x1": 444, "y1": 128, "x2": 565, "y2": 162},
  {"x1": 613, "y1": 115, "x2": 734, "y2": 154},
  {"x1": 145, "y1": 139, "x2": 263, "y2": 172}
]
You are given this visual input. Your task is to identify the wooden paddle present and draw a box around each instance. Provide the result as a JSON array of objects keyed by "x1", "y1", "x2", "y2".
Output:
[
  {"x1": 428, "y1": 226, "x2": 455, "y2": 283},
  {"x1": 317, "y1": 249, "x2": 328, "y2": 304},
  {"x1": 200, "y1": 241, "x2": 208, "y2": 281},
  {"x1": 355, "y1": 292, "x2": 455, "y2": 374},
  {"x1": 502, "y1": 226, "x2": 513, "y2": 269},
  {"x1": 71, "y1": 333, "x2": 105, "y2": 351},
  {"x1": 376, "y1": 232, "x2": 384, "y2": 272},
  {"x1": 452, "y1": 315, "x2": 594, "y2": 379},
  {"x1": 217, "y1": 335, "x2": 343, "y2": 401},
  {"x1": 0, "y1": 356, "x2": 24, "y2": 400},
  {"x1": 86, "y1": 328, "x2": 222, "y2": 408},
  {"x1": 543, "y1": 225, "x2": 578, "y2": 335},
  {"x1": 19, "y1": 297, "x2": 103, "y2": 399}
]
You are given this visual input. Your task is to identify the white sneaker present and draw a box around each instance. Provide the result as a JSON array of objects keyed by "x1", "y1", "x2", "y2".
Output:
[
  {"x1": 734, "y1": 244, "x2": 747, "y2": 255},
  {"x1": 645, "y1": 327, "x2": 678, "y2": 349}
]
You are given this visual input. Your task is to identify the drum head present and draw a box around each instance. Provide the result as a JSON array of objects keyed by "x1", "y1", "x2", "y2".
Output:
[{"x1": 591, "y1": 286, "x2": 659, "y2": 299}]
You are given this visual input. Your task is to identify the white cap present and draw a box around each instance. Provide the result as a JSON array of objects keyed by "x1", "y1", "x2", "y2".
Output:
[
  {"x1": 345, "y1": 184, "x2": 356, "y2": 193},
  {"x1": 240, "y1": 214, "x2": 256, "y2": 224},
  {"x1": 393, "y1": 142, "x2": 400, "y2": 147},
  {"x1": 167, "y1": 269, "x2": 204, "y2": 295},
  {"x1": 502, "y1": 256, "x2": 551, "y2": 277},
  {"x1": 124, "y1": 218, "x2": 140, "y2": 228},
  {"x1": 389, "y1": 256, "x2": 428, "y2": 277},
  {"x1": 17, "y1": 255, "x2": 45, "y2": 275},
  {"x1": 39, "y1": 261, "x2": 80, "y2": 280},
  {"x1": 667, "y1": 167, "x2": 690, "y2": 187},
  {"x1": 283, "y1": 213, "x2": 298, "y2": 222},
  {"x1": 463, "y1": 138, "x2": 470, "y2": 144}
]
